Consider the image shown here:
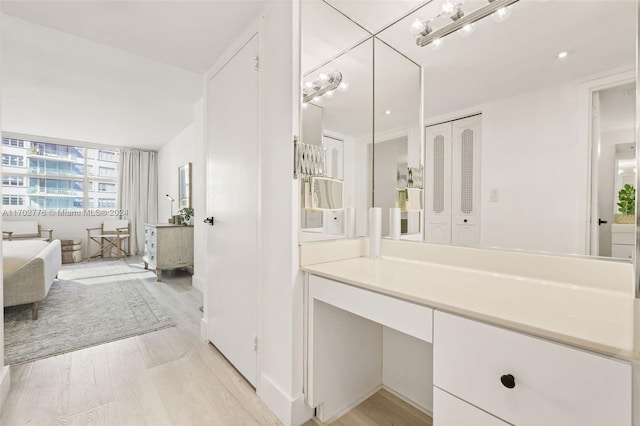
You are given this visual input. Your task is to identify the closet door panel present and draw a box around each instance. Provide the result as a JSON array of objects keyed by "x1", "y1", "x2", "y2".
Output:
[
  {"x1": 451, "y1": 116, "x2": 481, "y2": 247},
  {"x1": 425, "y1": 122, "x2": 452, "y2": 244}
]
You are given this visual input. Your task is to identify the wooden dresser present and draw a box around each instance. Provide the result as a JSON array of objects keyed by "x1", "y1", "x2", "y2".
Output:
[{"x1": 143, "y1": 224, "x2": 194, "y2": 281}]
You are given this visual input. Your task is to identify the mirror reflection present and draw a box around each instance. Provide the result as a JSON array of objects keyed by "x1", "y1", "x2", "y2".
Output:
[
  {"x1": 376, "y1": 0, "x2": 637, "y2": 259},
  {"x1": 300, "y1": 0, "x2": 373, "y2": 241},
  {"x1": 373, "y1": 38, "x2": 422, "y2": 240}
]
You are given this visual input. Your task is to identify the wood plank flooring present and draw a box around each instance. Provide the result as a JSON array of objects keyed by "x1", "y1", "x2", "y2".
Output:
[
  {"x1": 305, "y1": 389, "x2": 432, "y2": 426},
  {"x1": 1, "y1": 256, "x2": 432, "y2": 425},
  {"x1": 0, "y1": 257, "x2": 281, "y2": 426}
]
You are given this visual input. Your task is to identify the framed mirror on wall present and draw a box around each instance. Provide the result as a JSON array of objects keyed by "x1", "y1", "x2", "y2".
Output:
[{"x1": 178, "y1": 162, "x2": 192, "y2": 209}]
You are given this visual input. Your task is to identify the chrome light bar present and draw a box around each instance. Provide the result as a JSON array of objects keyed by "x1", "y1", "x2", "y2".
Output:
[
  {"x1": 303, "y1": 72, "x2": 343, "y2": 103},
  {"x1": 416, "y1": 0, "x2": 520, "y2": 47}
]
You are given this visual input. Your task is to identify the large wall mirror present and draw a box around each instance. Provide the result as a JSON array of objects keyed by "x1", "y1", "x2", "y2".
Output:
[
  {"x1": 377, "y1": 0, "x2": 637, "y2": 261},
  {"x1": 300, "y1": 0, "x2": 638, "y2": 268},
  {"x1": 300, "y1": 1, "x2": 373, "y2": 241}
]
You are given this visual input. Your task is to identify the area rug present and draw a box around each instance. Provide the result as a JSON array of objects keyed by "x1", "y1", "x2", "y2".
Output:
[{"x1": 4, "y1": 262, "x2": 175, "y2": 365}]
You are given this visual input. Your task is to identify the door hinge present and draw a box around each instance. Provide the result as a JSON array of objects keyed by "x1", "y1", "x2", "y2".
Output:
[
  {"x1": 253, "y1": 54, "x2": 259, "y2": 71},
  {"x1": 253, "y1": 335, "x2": 258, "y2": 352}
]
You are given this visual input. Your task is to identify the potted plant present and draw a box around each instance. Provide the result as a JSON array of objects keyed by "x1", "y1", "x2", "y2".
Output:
[
  {"x1": 615, "y1": 184, "x2": 635, "y2": 224},
  {"x1": 178, "y1": 207, "x2": 194, "y2": 226}
]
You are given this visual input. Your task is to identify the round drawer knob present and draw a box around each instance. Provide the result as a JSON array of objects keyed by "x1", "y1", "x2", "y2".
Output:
[{"x1": 500, "y1": 374, "x2": 516, "y2": 389}]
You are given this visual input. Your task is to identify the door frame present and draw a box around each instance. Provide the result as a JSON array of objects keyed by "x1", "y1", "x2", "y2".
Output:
[
  {"x1": 580, "y1": 67, "x2": 636, "y2": 256},
  {"x1": 202, "y1": 10, "x2": 266, "y2": 389}
]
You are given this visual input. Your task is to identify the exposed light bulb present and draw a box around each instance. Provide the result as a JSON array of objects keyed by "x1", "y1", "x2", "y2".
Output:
[
  {"x1": 442, "y1": 1, "x2": 456, "y2": 14},
  {"x1": 449, "y1": 7, "x2": 464, "y2": 21},
  {"x1": 557, "y1": 50, "x2": 571, "y2": 59},
  {"x1": 409, "y1": 18, "x2": 426, "y2": 35},
  {"x1": 458, "y1": 23, "x2": 475, "y2": 37},
  {"x1": 430, "y1": 38, "x2": 443, "y2": 50},
  {"x1": 318, "y1": 73, "x2": 328, "y2": 82},
  {"x1": 325, "y1": 90, "x2": 335, "y2": 97},
  {"x1": 304, "y1": 81, "x2": 313, "y2": 89},
  {"x1": 339, "y1": 82, "x2": 349, "y2": 91},
  {"x1": 385, "y1": 110, "x2": 392, "y2": 115},
  {"x1": 302, "y1": 103, "x2": 309, "y2": 109},
  {"x1": 313, "y1": 96, "x2": 321, "y2": 103},
  {"x1": 492, "y1": 6, "x2": 511, "y2": 22}
]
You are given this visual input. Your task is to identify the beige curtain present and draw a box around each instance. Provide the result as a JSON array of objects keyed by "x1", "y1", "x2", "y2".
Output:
[{"x1": 118, "y1": 148, "x2": 158, "y2": 255}]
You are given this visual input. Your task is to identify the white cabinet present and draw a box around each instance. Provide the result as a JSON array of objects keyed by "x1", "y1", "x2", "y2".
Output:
[
  {"x1": 611, "y1": 224, "x2": 635, "y2": 260},
  {"x1": 143, "y1": 224, "x2": 194, "y2": 281},
  {"x1": 425, "y1": 115, "x2": 481, "y2": 247},
  {"x1": 433, "y1": 310, "x2": 632, "y2": 426},
  {"x1": 433, "y1": 388, "x2": 508, "y2": 426}
]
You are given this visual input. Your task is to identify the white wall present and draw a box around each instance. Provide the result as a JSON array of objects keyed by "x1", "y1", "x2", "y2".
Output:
[
  {"x1": 427, "y1": 81, "x2": 586, "y2": 254},
  {"x1": 157, "y1": 117, "x2": 196, "y2": 222},
  {"x1": 241, "y1": 2, "x2": 311, "y2": 424},
  {"x1": 479, "y1": 83, "x2": 582, "y2": 254},
  {"x1": 157, "y1": 98, "x2": 206, "y2": 291}
]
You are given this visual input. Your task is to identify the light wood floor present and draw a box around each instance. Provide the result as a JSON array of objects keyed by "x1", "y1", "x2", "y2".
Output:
[
  {"x1": 1, "y1": 257, "x2": 432, "y2": 425},
  {"x1": 0, "y1": 257, "x2": 281, "y2": 426},
  {"x1": 305, "y1": 389, "x2": 433, "y2": 426}
]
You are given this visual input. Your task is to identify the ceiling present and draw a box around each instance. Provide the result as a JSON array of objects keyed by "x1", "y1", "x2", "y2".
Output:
[
  {"x1": 0, "y1": 1, "x2": 266, "y2": 150},
  {"x1": 1, "y1": 0, "x2": 266, "y2": 74},
  {"x1": 378, "y1": 0, "x2": 637, "y2": 119},
  {"x1": 315, "y1": 0, "x2": 636, "y2": 122}
]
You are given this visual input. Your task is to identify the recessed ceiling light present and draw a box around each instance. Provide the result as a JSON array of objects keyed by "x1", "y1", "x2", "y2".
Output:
[
  {"x1": 557, "y1": 50, "x2": 571, "y2": 59},
  {"x1": 385, "y1": 110, "x2": 392, "y2": 115}
]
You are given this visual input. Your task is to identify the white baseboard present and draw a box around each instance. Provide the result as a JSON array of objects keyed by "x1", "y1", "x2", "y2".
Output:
[
  {"x1": 382, "y1": 384, "x2": 432, "y2": 417},
  {"x1": 200, "y1": 317, "x2": 208, "y2": 342},
  {"x1": 257, "y1": 373, "x2": 313, "y2": 426},
  {"x1": 0, "y1": 366, "x2": 10, "y2": 414},
  {"x1": 192, "y1": 274, "x2": 205, "y2": 293}
]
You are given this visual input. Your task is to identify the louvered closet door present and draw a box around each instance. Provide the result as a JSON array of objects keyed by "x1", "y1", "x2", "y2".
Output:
[
  {"x1": 425, "y1": 122, "x2": 452, "y2": 244},
  {"x1": 451, "y1": 115, "x2": 481, "y2": 247}
]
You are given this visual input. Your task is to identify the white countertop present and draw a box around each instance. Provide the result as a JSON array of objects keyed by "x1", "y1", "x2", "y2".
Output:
[{"x1": 302, "y1": 256, "x2": 640, "y2": 361}]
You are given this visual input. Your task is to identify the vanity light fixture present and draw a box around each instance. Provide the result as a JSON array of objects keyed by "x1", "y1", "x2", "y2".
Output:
[
  {"x1": 302, "y1": 71, "x2": 347, "y2": 103},
  {"x1": 414, "y1": 0, "x2": 520, "y2": 48}
]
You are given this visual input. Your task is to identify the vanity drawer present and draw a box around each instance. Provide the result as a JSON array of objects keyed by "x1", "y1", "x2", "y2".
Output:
[
  {"x1": 433, "y1": 311, "x2": 631, "y2": 426},
  {"x1": 309, "y1": 275, "x2": 432, "y2": 342},
  {"x1": 433, "y1": 387, "x2": 508, "y2": 426}
]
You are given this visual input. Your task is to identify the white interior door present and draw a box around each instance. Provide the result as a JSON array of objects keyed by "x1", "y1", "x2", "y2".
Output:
[
  {"x1": 206, "y1": 35, "x2": 258, "y2": 386},
  {"x1": 451, "y1": 115, "x2": 481, "y2": 247},
  {"x1": 425, "y1": 122, "x2": 452, "y2": 244}
]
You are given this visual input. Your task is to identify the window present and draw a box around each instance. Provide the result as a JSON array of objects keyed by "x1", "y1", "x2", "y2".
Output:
[
  {"x1": 3, "y1": 176, "x2": 24, "y2": 186},
  {"x1": 99, "y1": 166, "x2": 116, "y2": 178},
  {"x1": 2, "y1": 138, "x2": 25, "y2": 148},
  {"x1": 3, "y1": 195, "x2": 24, "y2": 206},
  {"x1": 98, "y1": 198, "x2": 116, "y2": 208},
  {"x1": 1, "y1": 136, "x2": 120, "y2": 210},
  {"x1": 98, "y1": 182, "x2": 116, "y2": 192},
  {"x1": 98, "y1": 151, "x2": 116, "y2": 162},
  {"x1": 3, "y1": 154, "x2": 24, "y2": 167}
]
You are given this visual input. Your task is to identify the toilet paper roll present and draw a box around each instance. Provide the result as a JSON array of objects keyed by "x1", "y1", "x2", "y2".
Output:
[
  {"x1": 345, "y1": 207, "x2": 356, "y2": 238},
  {"x1": 390, "y1": 207, "x2": 401, "y2": 240},
  {"x1": 369, "y1": 207, "x2": 382, "y2": 259}
]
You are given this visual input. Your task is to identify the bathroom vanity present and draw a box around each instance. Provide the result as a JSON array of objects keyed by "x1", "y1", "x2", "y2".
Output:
[{"x1": 301, "y1": 239, "x2": 639, "y2": 425}]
